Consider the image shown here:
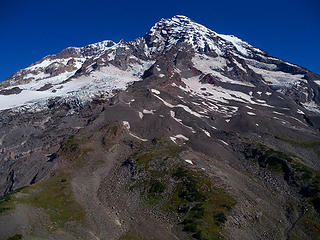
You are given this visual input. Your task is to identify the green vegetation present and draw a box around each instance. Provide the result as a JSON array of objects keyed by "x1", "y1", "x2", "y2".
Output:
[
  {"x1": 276, "y1": 136, "x2": 320, "y2": 157},
  {"x1": 102, "y1": 136, "x2": 114, "y2": 148},
  {"x1": 62, "y1": 135, "x2": 93, "y2": 167},
  {"x1": 276, "y1": 136, "x2": 320, "y2": 148},
  {"x1": 133, "y1": 143, "x2": 181, "y2": 168},
  {"x1": 0, "y1": 187, "x2": 26, "y2": 215},
  {"x1": 165, "y1": 167, "x2": 235, "y2": 240},
  {"x1": 0, "y1": 193, "x2": 16, "y2": 215},
  {"x1": 0, "y1": 171, "x2": 85, "y2": 229},
  {"x1": 1, "y1": 168, "x2": 85, "y2": 232},
  {"x1": 101, "y1": 122, "x2": 122, "y2": 148},
  {"x1": 119, "y1": 232, "x2": 144, "y2": 240},
  {"x1": 129, "y1": 141, "x2": 235, "y2": 240},
  {"x1": 7, "y1": 234, "x2": 23, "y2": 240},
  {"x1": 246, "y1": 143, "x2": 320, "y2": 215},
  {"x1": 22, "y1": 172, "x2": 85, "y2": 229}
]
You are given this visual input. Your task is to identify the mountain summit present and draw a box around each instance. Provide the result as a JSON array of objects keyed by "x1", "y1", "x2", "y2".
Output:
[
  {"x1": 0, "y1": 16, "x2": 320, "y2": 240},
  {"x1": 145, "y1": 15, "x2": 262, "y2": 56}
]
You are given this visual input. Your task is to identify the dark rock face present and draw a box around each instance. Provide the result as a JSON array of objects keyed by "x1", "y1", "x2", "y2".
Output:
[
  {"x1": 0, "y1": 87, "x2": 22, "y2": 95},
  {"x1": 0, "y1": 15, "x2": 320, "y2": 240}
]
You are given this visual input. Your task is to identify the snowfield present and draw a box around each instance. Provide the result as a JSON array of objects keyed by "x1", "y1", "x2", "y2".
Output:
[{"x1": 0, "y1": 61, "x2": 154, "y2": 111}]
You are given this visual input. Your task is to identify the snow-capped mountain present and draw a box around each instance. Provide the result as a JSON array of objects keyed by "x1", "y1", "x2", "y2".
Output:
[
  {"x1": 2, "y1": 15, "x2": 319, "y2": 114},
  {"x1": 1, "y1": 15, "x2": 320, "y2": 240}
]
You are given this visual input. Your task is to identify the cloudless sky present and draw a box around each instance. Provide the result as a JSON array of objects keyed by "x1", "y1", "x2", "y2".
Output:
[{"x1": 0, "y1": 0, "x2": 319, "y2": 80}]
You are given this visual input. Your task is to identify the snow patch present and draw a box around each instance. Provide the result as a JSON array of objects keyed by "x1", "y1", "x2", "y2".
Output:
[
  {"x1": 151, "y1": 89, "x2": 160, "y2": 95},
  {"x1": 247, "y1": 112, "x2": 256, "y2": 116},
  {"x1": 273, "y1": 111, "x2": 284, "y2": 115},
  {"x1": 123, "y1": 121, "x2": 130, "y2": 130},
  {"x1": 153, "y1": 94, "x2": 202, "y2": 118},
  {"x1": 175, "y1": 134, "x2": 189, "y2": 141},
  {"x1": 129, "y1": 133, "x2": 148, "y2": 142},
  {"x1": 297, "y1": 109, "x2": 304, "y2": 115},
  {"x1": 302, "y1": 101, "x2": 320, "y2": 114},
  {"x1": 201, "y1": 129, "x2": 211, "y2": 137},
  {"x1": 219, "y1": 140, "x2": 229, "y2": 146},
  {"x1": 185, "y1": 160, "x2": 193, "y2": 165},
  {"x1": 143, "y1": 109, "x2": 155, "y2": 114},
  {"x1": 170, "y1": 110, "x2": 195, "y2": 133}
]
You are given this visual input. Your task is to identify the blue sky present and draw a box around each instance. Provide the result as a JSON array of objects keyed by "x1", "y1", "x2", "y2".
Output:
[{"x1": 0, "y1": 0, "x2": 319, "y2": 80}]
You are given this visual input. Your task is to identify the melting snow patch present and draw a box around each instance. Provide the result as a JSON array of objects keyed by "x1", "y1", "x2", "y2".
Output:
[
  {"x1": 170, "y1": 134, "x2": 189, "y2": 144},
  {"x1": 170, "y1": 110, "x2": 196, "y2": 133},
  {"x1": 177, "y1": 104, "x2": 202, "y2": 118},
  {"x1": 256, "y1": 123, "x2": 259, "y2": 127},
  {"x1": 265, "y1": 92, "x2": 272, "y2": 96},
  {"x1": 170, "y1": 136, "x2": 177, "y2": 144},
  {"x1": 151, "y1": 89, "x2": 160, "y2": 95},
  {"x1": 159, "y1": 74, "x2": 165, "y2": 78},
  {"x1": 297, "y1": 109, "x2": 304, "y2": 115},
  {"x1": 257, "y1": 91, "x2": 262, "y2": 95},
  {"x1": 143, "y1": 109, "x2": 155, "y2": 114},
  {"x1": 125, "y1": 99, "x2": 135, "y2": 105},
  {"x1": 255, "y1": 99, "x2": 266, "y2": 104},
  {"x1": 201, "y1": 129, "x2": 211, "y2": 137},
  {"x1": 138, "y1": 112, "x2": 143, "y2": 119},
  {"x1": 219, "y1": 140, "x2": 229, "y2": 146},
  {"x1": 181, "y1": 76, "x2": 273, "y2": 113},
  {"x1": 185, "y1": 160, "x2": 193, "y2": 165},
  {"x1": 153, "y1": 94, "x2": 174, "y2": 108},
  {"x1": 153, "y1": 94, "x2": 202, "y2": 118},
  {"x1": 289, "y1": 116, "x2": 308, "y2": 126},
  {"x1": 273, "y1": 111, "x2": 284, "y2": 115},
  {"x1": 123, "y1": 121, "x2": 130, "y2": 130},
  {"x1": 175, "y1": 134, "x2": 189, "y2": 141},
  {"x1": 129, "y1": 133, "x2": 148, "y2": 142},
  {"x1": 247, "y1": 112, "x2": 256, "y2": 116}
]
